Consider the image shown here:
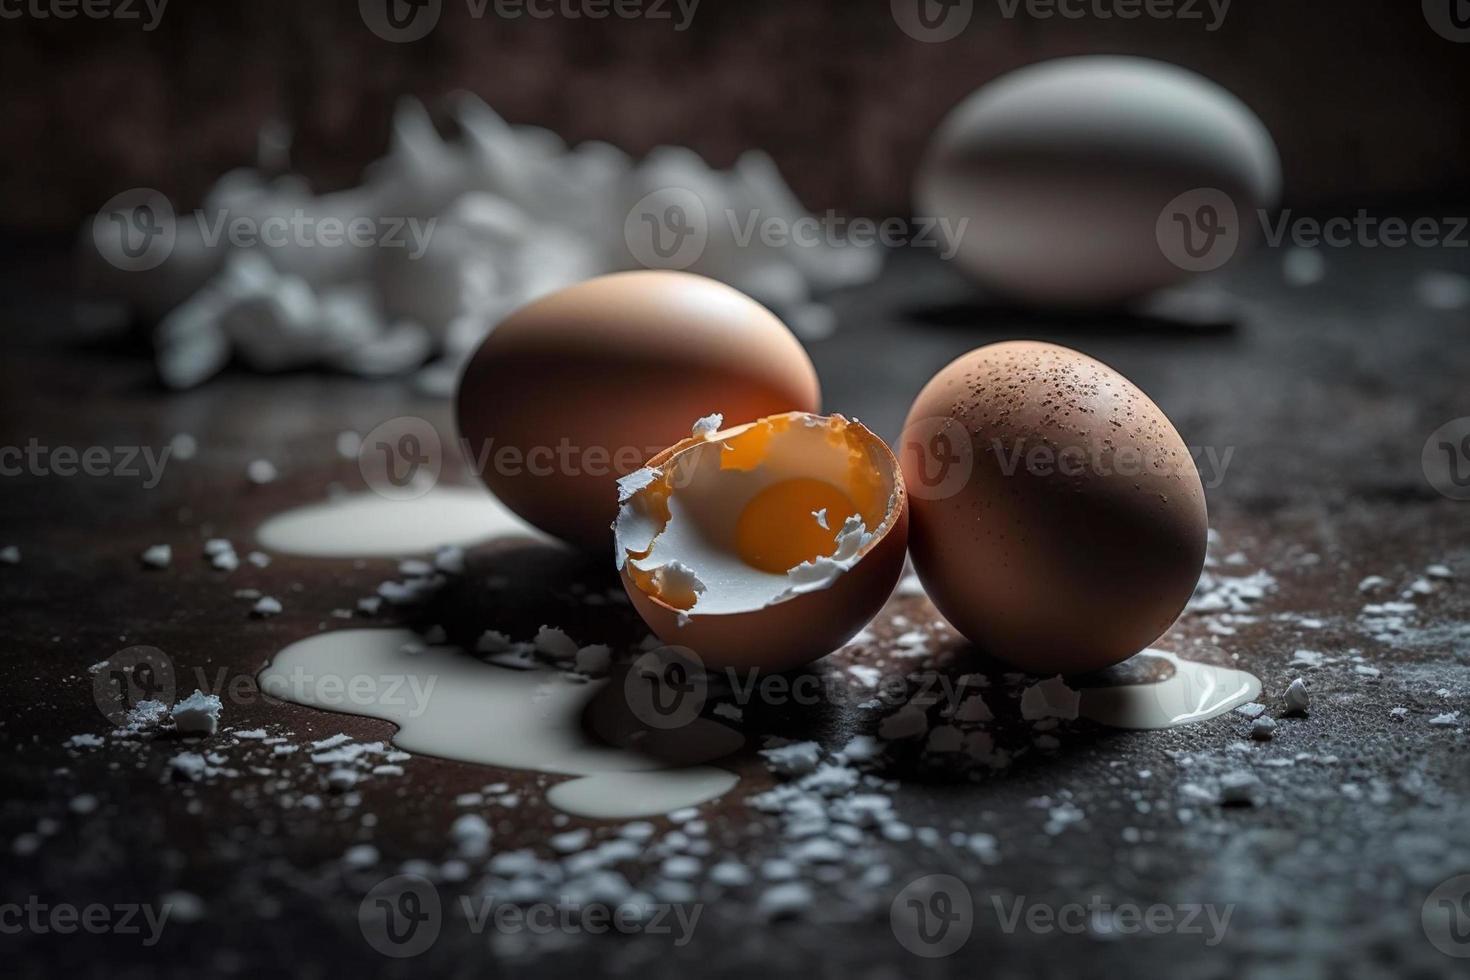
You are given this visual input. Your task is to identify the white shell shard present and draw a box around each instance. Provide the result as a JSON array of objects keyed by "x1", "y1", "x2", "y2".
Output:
[
  {"x1": 691, "y1": 413, "x2": 724, "y2": 438},
  {"x1": 613, "y1": 466, "x2": 665, "y2": 569},
  {"x1": 617, "y1": 466, "x2": 661, "y2": 501},
  {"x1": 647, "y1": 560, "x2": 707, "y2": 610},
  {"x1": 778, "y1": 515, "x2": 874, "y2": 597}
]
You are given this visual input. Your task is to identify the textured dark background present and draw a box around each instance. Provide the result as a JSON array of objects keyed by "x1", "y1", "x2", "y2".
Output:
[
  {"x1": 3, "y1": 5, "x2": 1470, "y2": 979},
  {"x1": 2, "y1": 0, "x2": 1469, "y2": 230}
]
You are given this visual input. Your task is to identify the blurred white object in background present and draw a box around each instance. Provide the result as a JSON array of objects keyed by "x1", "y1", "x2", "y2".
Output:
[
  {"x1": 1282, "y1": 247, "x2": 1327, "y2": 287},
  {"x1": 80, "y1": 93, "x2": 874, "y2": 393},
  {"x1": 916, "y1": 56, "x2": 1282, "y2": 309},
  {"x1": 1414, "y1": 270, "x2": 1470, "y2": 311}
]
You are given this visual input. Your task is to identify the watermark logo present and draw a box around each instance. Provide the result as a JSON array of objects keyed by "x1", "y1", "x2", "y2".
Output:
[
  {"x1": 362, "y1": 0, "x2": 698, "y2": 42},
  {"x1": 992, "y1": 895, "x2": 1233, "y2": 944},
  {"x1": 992, "y1": 0, "x2": 1230, "y2": 31},
  {"x1": 899, "y1": 416, "x2": 975, "y2": 502},
  {"x1": 257, "y1": 666, "x2": 440, "y2": 718},
  {"x1": 0, "y1": 896, "x2": 174, "y2": 945},
  {"x1": 360, "y1": 0, "x2": 443, "y2": 42},
  {"x1": 1424, "y1": 0, "x2": 1470, "y2": 42},
  {"x1": 93, "y1": 188, "x2": 176, "y2": 273},
  {"x1": 360, "y1": 417, "x2": 443, "y2": 500},
  {"x1": 0, "y1": 0, "x2": 169, "y2": 30},
  {"x1": 1423, "y1": 874, "x2": 1470, "y2": 958},
  {"x1": 1261, "y1": 210, "x2": 1468, "y2": 250},
  {"x1": 1423, "y1": 418, "x2": 1470, "y2": 502},
  {"x1": 623, "y1": 646, "x2": 707, "y2": 730},
  {"x1": 625, "y1": 188, "x2": 709, "y2": 271},
  {"x1": 0, "y1": 440, "x2": 172, "y2": 488},
  {"x1": 93, "y1": 187, "x2": 437, "y2": 272},
  {"x1": 892, "y1": 0, "x2": 973, "y2": 42},
  {"x1": 1157, "y1": 188, "x2": 1240, "y2": 272},
  {"x1": 92, "y1": 646, "x2": 176, "y2": 725},
  {"x1": 359, "y1": 874, "x2": 442, "y2": 958},
  {"x1": 891, "y1": 874, "x2": 974, "y2": 957},
  {"x1": 623, "y1": 192, "x2": 968, "y2": 271}
]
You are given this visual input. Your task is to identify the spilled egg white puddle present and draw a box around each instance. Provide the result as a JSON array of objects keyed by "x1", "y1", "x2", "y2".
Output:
[
  {"x1": 255, "y1": 486, "x2": 552, "y2": 557},
  {"x1": 1079, "y1": 649, "x2": 1261, "y2": 730},
  {"x1": 257, "y1": 629, "x2": 739, "y2": 818}
]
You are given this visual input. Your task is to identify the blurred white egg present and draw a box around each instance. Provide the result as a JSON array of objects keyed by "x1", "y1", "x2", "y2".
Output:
[{"x1": 916, "y1": 56, "x2": 1282, "y2": 308}]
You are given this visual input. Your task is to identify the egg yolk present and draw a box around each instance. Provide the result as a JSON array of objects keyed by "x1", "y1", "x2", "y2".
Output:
[{"x1": 734, "y1": 478, "x2": 856, "y2": 574}]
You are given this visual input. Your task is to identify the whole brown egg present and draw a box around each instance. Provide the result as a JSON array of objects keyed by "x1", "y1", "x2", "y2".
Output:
[
  {"x1": 456, "y1": 271, "x2": 821, "y2": 550},
  {"x1": 901, "y1": 341, "x2": 1207, "y2": 674}
]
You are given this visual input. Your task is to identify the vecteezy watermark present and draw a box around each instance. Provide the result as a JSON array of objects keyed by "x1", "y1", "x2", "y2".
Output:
[
  {"x1": 623, "y1": 646, "x2": 708, "y2": 730},
  {"x1": 1158, "y1": 189, "x2": 1470, "y2": 272},
  {"x1": 360, "y1": 875, "x2": 442, "y2": 958},
  {"x1": 1259, "y1": 210, "x2": 1470, "y2": 251},
  {"x1": 92, "y1": 188, "x2": 437, "y2": 273},
  {"x1": 891, "y1": 875, "x2": 974, "y2": 957},
  {"x1": 622, "y1": 646, "x2": 979, "y2": 729},
  {"x1": 358, "y1": 416, "x2": 682, "y2": 500},
  {"x1": 93, "y1": 645, "x2": 440, "y2": 721},
  {"x1": 900, "y1": 416, "x2": 976, "y2": 503},
  {"x1": 1423, "y1": 0, "x2": 1470, "y2": 43},
  {"x1": 729, "y1": 664, "x2": 970, "y2": 714},
  {"x1": 0, "y1": 0, "x2": 168, "y2": 30},
  {"x1": 1156, "y1": 188, "x2": 1242, "y2": 273},
  {"x1": 900, "y1": 416, "x2": 1234, "y2": 500},
  {"x1": 891, "y1": 0, "x2": 974, "y2": 42},
  {"x1": 992, "y1": 895, "x2": 1234, "y2": 945},
  {"x1": 93, "y1": 646, "x2": 177, "y2": 725},
  {"x1": 892, "y1": 0, "x2": 1227, "y2": 41},
  {"x1": 358, "y1": 874, "x2": 701, "y2": 957},
  {"x1": 0, "y1": 439, "x2": 172, "y2": 489},
  {"x1": 993, "y1": 0, "x2": 1230, "y2": 30},
  {"x1": 0, "y1": 896, "x2": 176, "y2": 945},
  {"x1": 461, "y1": 437, "x2": 671, "y2": 483},
  {"x1": 359, "y1": 417, "x2": 444, "y2": 501},
  {"x1": 623, "y1": 187, "x2": 969, "y2": 271},
  {"x1": 1422, "y1": 873, "x2": 1470, "y2": 958},
  {"x1": 1423, "y1": 418, "x2": 1470, "y2": 502},
  {"x1": 258, "y1": 666, "x2": 440, "y2": 719},
  {"x1": 987, "y1": 436, "x2": 1234, "y2": 489},
  {"x1": 460, "y1": 895, "x2": 702, "y2": 945},
  {"x1": 359, "y1": 0, "x2": 699, "y2": 43},
  {"x1": 624, "y1": 188, "x2": 709, "y2": 271}
]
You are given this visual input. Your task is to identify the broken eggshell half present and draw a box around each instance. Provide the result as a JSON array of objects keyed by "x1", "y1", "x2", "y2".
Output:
[{"x1": 614, "y1": 412, "x2": 908, "y2": 672}]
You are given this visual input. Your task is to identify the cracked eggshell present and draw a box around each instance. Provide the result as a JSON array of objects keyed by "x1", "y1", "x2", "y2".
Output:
[
  {"x1": 617, "y1": 413, "x2": 908, "y2": 672},
  {"x1": 456, "y1": 271, "x2": 821, "y2": 550},
  {"x1": 902, "y1": 341, "x2": 1206, "y2": 674}
]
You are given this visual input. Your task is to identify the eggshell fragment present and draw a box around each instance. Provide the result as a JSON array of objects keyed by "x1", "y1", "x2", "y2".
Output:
[
  {"x1": 901, "y1": 341, "x2": 1207, "y2": 674},
  {"x1": 617, "y1": 413, "x2": 908, "y2": 672},
  {"x1": 457, "y1": 272, "x2": 821, "y2": 549}
]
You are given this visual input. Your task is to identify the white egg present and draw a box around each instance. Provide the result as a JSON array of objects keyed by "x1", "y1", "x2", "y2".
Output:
[{"x1": 916, "y1": 56, "x2": 1282, "y2": 308}]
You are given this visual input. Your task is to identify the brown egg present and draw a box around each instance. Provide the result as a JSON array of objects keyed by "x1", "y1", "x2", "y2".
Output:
[
  {"x1": 901, "y1": 341, "x2": 1207, "y2": 674},
  {"x1": 456, "y1": 271, "x2": 821, "y2": 550},
  {"x1": 615, "y1": 413, "x2": 909, "y2": 672}
]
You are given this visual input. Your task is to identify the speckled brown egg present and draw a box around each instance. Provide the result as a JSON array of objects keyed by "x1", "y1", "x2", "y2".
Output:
[
  {"x1": 901, "y1": 341, "x2": 1207, "y2": 674},
  {"x1": 457, "y1": 271, "x2": 821, "y2": 550}
]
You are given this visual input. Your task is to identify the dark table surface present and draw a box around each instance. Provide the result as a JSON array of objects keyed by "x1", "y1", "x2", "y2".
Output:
[{"x1": 2, "y1": 231, "x2": 1468, "y2": 980}]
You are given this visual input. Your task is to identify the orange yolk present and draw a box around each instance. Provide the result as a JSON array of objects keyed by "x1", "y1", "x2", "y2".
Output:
[{"x1": 734, "y1": 478, "x2": 856, "y2": 574}]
